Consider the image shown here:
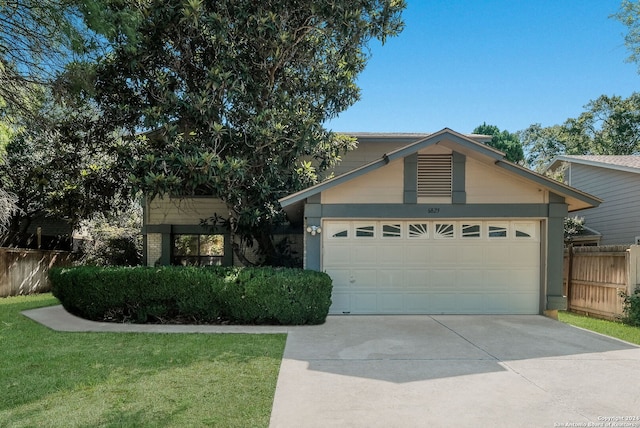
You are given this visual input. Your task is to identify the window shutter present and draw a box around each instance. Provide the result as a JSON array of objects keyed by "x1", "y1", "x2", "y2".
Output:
[{"x1": 417, "y1": 154, "x2": 452, "y2": 197}]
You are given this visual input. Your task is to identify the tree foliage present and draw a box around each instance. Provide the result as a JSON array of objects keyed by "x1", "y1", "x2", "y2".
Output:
[
  {"x1": 472, "y1": 123, "x2": 524, "y2": 164},
  {"x1": 93, "y1": 0, "x2": 406, "y2": 264},
  {"x1": 518, "y1": 123, "x2": 568, "y2": 172},
  {"x1": 0, "y1": 91, "x2": 134, "y2": 247},
  {"x1": 563, "y1": 216, "x2": 585, "y2": 243},
  {"x1": 615, "y1": 0, "x2": 640, "y2": 72},
  {"x1": 76, "y1": 202, "x2": 143, "y2": 266},
  {"x1": 0, "y1": 0, "x2": 100, "y2": 113},
  {"x1": 519, "y1": 93, "x2": 640, "y2": 171},
  {"x1": 0, "y1": 187, "x2": 19, "y2": 233}
]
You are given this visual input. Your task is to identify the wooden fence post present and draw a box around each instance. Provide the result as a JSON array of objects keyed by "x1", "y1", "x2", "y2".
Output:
[
  {"x1": 566, "y1": 244, "x2": 574, "y2": 312},
  {"x1": 629, "y1": 245, "x2": 640, "y2": 295}
]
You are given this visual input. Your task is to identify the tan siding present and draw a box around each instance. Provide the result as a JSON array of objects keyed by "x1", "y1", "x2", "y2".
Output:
[
  {"x1": 147, "y1": 197, "x2": 227, "y2": 225},
  {"x1": 417, "y1": 145, "x2": 452, "y2": 155},
  {"x1": 322, "y1": 159, "x2": 404, "y2": 204},
  {"x1": 466, "y1": 158, "x2": 546, "y2": 204},
  {"x1": 417, "y1": 196, "x2": 452, "y2": 204},
  {"x1": 330, "y1": 142, "x2": 408, "y2": 176}
]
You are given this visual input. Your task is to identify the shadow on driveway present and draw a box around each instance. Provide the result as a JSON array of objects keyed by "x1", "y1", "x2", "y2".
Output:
[
  {"x1": 284, "y1": 315, "x2": 637, "y2": 383},
  {"x1": 271, "y1": 315, "x2": 640, "y2": 427}
]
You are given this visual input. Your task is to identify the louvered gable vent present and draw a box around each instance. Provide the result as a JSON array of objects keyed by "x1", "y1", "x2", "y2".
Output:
[{"x1": 417, "y1": 154, "x2": 452, "y2": 197}]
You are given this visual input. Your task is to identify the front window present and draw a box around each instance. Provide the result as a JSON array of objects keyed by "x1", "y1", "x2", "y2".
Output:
[{"x1": 173, "y1": 234, "x2": 224, "y2": 266}]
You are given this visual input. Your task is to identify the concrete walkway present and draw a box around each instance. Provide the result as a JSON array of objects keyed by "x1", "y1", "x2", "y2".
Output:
[
  {"x1": 21, "y1": 304, "x2": 290, "y2": 334},
  {"x1": 22, "y1": 306, "x2": 640, "y2": 428}
]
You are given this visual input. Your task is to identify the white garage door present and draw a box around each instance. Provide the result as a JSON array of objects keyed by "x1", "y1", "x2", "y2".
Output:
[{"x1": 323, "y1": 220, "x2": 541, "y2": 315}]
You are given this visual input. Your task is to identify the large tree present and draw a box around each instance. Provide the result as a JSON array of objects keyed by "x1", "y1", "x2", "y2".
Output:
[
  {"x1": 517, "y1": 123, "x2": 568, "y2": 172},
  {"x1": 519, "y1": 93, "x2": 640, "y2": 171},
  {"x1": 0, "y1": 187, "x2": 18, "y2": 234},
  {"x1": 0, "y1": 0, "x2": 100, "y2": 113},
  {"x1": 615, "y1": 0, "x2": 640, "y2": 72},
  {"x1": 93, "y1": 0, "x2": 406, "y2": 265},
  {"x1": 0, "y1": 91, "x2": 133, "y2": 247},
  {"x1": 472, "y1": 123, "x2": 524, "y2": 164}
]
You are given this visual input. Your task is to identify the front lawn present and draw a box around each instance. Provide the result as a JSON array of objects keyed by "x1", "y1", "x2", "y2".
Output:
[
  {"x1": 558, "y1": 311, "x2": 640, "y2": 345},
  {"x1": 0, "y1": 294, "x2": 286, "y2": 428}
]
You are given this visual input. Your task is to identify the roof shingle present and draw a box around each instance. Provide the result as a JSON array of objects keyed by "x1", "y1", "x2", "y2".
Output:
[{"x1": 557, "y1": 155, "x2": 640, "y2": 170}]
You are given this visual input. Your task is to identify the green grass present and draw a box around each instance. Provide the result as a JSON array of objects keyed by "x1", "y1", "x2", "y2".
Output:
[
  {"x1": 0, "y1": 294, "x2": 286, "y2": 428},
  {"x1": 558, "y1": 311, "x2": 640, "y2": 345}
]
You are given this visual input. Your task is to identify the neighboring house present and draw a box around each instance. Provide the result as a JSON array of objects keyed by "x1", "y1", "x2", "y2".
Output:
[
  {"x1": 143, "y1": 128, "x2": 600, "y2": 315},
  {"x1": 547, "y1": 155, "x2": 640, "y2": 246},
  {"x1": 1, "y1": 213, "x2": 73, "y2": 250}
]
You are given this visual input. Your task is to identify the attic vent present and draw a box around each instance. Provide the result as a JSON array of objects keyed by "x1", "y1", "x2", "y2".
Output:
[{"x1": 417, "y1": 154, "x2": 452, "y2": 197}]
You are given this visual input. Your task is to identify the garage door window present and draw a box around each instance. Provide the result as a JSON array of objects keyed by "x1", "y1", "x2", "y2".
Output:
[
  {"x1": 323, "y1": 220, "x2": 537, "y2": 241},
  {"x1": 327, "y1": 223, "x2": 349, "y2": 238},
  {"x1": 514, "y1": 222, "x2": 536, "y2": 239},
  {"x1": 408, "y1": 223, "x2": 429, "y2": 238},
  {"x1": 434, "y1": 223, "x2": 455, "y2": 239},
  {"x1": 488, "y1": 224, "x2": 508, "y2": 238},
  {"x1": 382, "y1": 224, "x2": 402, "y2": 238},
  {"x1": 355, "y1": 225, "x2": 375, "y2": 238},
  {"x1": 461, "y1": 224, "x2": 481, "y2": 238}
]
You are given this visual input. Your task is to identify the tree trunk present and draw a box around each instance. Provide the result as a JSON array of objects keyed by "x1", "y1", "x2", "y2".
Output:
[
  {"x1": 227, "y1": 214, "x2": 255, "y2": 267},
  {"x1": 255, "y1": 227, "x2": 279, "y2": 266}
]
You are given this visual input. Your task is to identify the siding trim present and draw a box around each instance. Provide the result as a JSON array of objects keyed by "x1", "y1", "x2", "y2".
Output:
[
  {"x1": 452, "y1": 152, "x2": 466, "y2": 204},
  {"x1": 545, "y1": 195, "x2": 569, "y2": 311},
  {"x1": 319, "y1": 203, "x2": 551, "y2": 219},
  {"x1": 403, "y1": 154, "x2": 417, "y2": 204}
]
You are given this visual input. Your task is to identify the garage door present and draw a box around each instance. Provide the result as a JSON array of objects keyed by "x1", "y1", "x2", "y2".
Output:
[{"x1": 323, "y1": 220, "x2": 541, "y2": 315}]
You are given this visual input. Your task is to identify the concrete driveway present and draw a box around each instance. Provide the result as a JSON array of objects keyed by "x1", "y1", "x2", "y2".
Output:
[{"x1": 270, "y1": 315, "x2": 640, "y2": 428}]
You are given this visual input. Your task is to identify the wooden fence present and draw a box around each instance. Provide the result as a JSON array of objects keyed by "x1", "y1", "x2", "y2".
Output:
[
  {"x1": 0, "y1": 248, "x2": 74, "y2": 297},
  {"x1": 563, "y1": 245, "x2": 640, "y2": 320}
]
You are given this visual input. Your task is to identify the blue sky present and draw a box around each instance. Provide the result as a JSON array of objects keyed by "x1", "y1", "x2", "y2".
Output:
[{"x1": 326, "y1": 0, "x2": 640, "y2": 134}]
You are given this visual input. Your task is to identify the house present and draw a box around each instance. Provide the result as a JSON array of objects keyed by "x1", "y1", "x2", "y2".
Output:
[
  {"x1": 143, "y1": 128, "x2": 600, "y2": 315},
  {"x1": 547, "y1": 155, "x2": 640, "y2": 246},
  {"x1": 1, "y1": 213, "x2": 73, "y2": 251}
]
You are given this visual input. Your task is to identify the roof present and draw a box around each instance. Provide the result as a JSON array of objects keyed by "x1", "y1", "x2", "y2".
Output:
[
  {"x1": 571, "y1": 225, "x2": 602, "y2": 241},
  {"x1": 280, "y1": 128, "x2": 602, "y2": 213},
  {"x1": 547, "y1": 155, "x2": 640, "y2": 175},
  {"x1": 344, "y1": 132, "x2": 493, "y2": 144}
]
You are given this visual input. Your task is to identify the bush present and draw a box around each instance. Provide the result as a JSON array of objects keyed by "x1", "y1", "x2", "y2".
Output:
[
  {"x1": 50, "y1": 266, "x2": 332, "y2": 325},
  {"x1": 50, "y1": 266, "x2": 222, "y2": 322},
  {"x1": 76, "y1": 227, "x2": 142, "y2": 267},
  {"x1": 219, "y1": 267, "x2": 332, "y2": 325},
  {"x1": 75, "y1": 204, "x2": 143, "y2": 266},
  {"x1": 620, "y1": 288, "x2": 640, "y2": 327}
]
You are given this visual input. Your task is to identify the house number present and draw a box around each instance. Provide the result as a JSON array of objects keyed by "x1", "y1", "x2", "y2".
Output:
[{"x1": 427, "y1": 208, "x2": 440, "y2": 214}]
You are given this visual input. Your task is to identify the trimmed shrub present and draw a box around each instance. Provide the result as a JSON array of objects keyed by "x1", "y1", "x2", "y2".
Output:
[
  {"x1": 50, "y1": 266, "x2": 223, "y2": 323},
  {"x1": 50, "y1": 266, "x2": 332, "y2": 325},
  {"x1": 620, "y1": 288, "x2": 640, "y2": 327},
  {"x1": 219, "y1": 268, "x2": 332, "y2": 325}
]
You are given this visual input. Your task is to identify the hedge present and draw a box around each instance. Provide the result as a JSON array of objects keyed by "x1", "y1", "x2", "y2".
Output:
[
  {"x1": 621, "y1": 288, "x2": 640, "y2": 327},
  {"x1": 49, "y1": 266, "x2": 332, "y2": 325}
]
